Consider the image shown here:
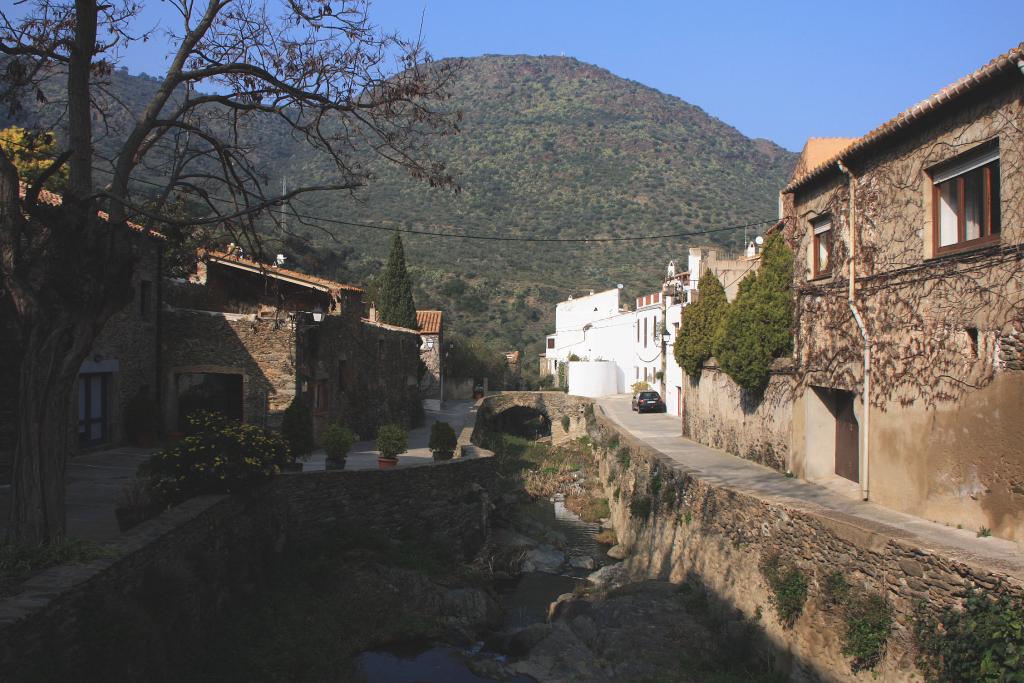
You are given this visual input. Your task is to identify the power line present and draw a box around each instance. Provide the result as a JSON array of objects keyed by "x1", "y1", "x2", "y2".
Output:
[{"x1": 3, "y1": 135, "x2": 777, "y2": 244}]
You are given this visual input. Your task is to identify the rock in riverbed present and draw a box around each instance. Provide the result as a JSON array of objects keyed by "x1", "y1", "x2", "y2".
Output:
[
  {"x1": 606, "y1": 544, "x2": 629, "y2": 560},
  {"x1": 521, "y1": 545, "x2": 566, "y2": 573}
]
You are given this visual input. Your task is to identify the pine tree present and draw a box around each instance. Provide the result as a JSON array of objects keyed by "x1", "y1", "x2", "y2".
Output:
[{"x1": 377, "y1": 233, "x2": 418, "y2": 329}]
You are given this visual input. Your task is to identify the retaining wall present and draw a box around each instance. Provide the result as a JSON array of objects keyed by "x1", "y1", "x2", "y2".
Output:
[
  {"x1": 0, "y1": 457, "x2": 496, "y2": 680},
  {"x1": 587, "y1": 404, "x2": 1024, "y2": 682},
  {"x1": 682, "y1": 359, "x2": 794, "y2": 472}
]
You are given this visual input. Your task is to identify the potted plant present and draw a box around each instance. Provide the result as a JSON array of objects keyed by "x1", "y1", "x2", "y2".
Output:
[
  {"x1": 280, "y1": 396, "x2": 314, "y2": 472},
  {"x1": 323, "y1": 423, "x2": 356, "y2": 470},
  {"x1": 375, "y1": 423, "x2": 407, "y2": 470},
  {"x1": 428, "y1": 421, "x2": 457, "y2": 461}
]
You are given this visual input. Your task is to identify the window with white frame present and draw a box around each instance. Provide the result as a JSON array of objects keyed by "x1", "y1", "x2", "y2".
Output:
[
  {"x1": 932, "y1": 145, "x2": 1000, "y2": 254},
  {"x1": 811, "y1": 215, "x2": 832, "y2": 278}
]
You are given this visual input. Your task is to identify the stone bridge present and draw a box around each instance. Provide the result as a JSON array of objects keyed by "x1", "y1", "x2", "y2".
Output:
[{"x1": 473, "y1": 391, "x2": 595, "y2": 445}]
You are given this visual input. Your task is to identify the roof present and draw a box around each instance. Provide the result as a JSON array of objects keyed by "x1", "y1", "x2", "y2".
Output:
[
  {"x1": 790, "y1": 138, "x2": 856, "y2": 181},
  {"x1": 362, "y1": 318, "x2": 421, "y2": 335},
  {"x1": 416, "y1": 310, "x2": 443, "y2": 335},
  {"x1": 21, "y1": 185, "x2": 166, "y2": 240},
  {"x1": 205, "y1": 250, "x2": 363, "y2": 295},
  {"x1": 784, "y1": 41, "x2": 1024, "y2": 194}
]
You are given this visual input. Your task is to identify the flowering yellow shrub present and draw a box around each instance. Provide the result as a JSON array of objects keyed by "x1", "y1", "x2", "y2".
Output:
[{"x1": 141, "y1": 411, "x2": 290, "y2": 505}]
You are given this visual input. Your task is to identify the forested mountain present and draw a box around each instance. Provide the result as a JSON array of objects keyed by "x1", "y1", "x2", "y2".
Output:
[{"x1": 2, "y1": 54, "x2": 797, "y2": 367}]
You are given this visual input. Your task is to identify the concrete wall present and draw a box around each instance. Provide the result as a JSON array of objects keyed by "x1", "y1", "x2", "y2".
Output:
[
  {"x1": 0, "y1": 458, "x2": 497, "y2": 680},
  {"x1": 783, "y1": 72, "x2": 1024, "y2": 541},
  {"x1": 587, "y1": 405, "x2": 1024, "y2": 682},
  {"x1": 682, "y1": 359, "x2": 794, "y2": 472},
  {"x1": 567, "y1": 360, "x2": 618, "y2": 397}
]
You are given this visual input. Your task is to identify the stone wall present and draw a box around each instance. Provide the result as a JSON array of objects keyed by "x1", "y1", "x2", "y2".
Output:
[
  {"x1": 474, "y1": 392, "x2": 593, "y2": 445},
  {"x1": 0, "y1": 457, "x2": 496, "y2": 680},
  {"x1": 586, "y1": 405, "x2": 1024, "y2": 681},
  {"x1": 682, "y1": 358, "x2": 794, "y2": 472},
  {"x1": 161, "y1": 308, "x2": 297, "y2": 431}
]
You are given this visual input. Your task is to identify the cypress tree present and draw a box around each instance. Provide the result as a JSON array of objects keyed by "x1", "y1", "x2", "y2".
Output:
[
  {"x1": 673, "y1": 271, "x2": 728, "y2": 376},
  {"x1": 376, "y1": 233, "x2": 418, "y2": 329},
  {"x1": 713, "y1": 232, "x2": 794, "y2": 393}
]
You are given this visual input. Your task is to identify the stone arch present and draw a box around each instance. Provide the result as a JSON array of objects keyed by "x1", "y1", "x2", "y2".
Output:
[{"x1": 474, "y1": 392, "x2": 594, "y2": 445}]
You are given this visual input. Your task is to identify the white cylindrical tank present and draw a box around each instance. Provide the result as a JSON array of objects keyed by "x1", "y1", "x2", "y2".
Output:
[{"x1": 567, "y1": 361, "x2": 618, "y2": 398}]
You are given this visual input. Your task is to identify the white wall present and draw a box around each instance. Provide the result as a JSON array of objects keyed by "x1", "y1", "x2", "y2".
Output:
[
  {"x1": 568, "y1": 361, "x2": 618, "y2": 397},
  {"x1": 633, "y1": 303, "x2": 662, "y2": 390},
  {"x1": 550, "y1": 289, "x2": 636, "y2": 394},
  {"x1": 664, "y1": 302, "x2": 685, "y2": 417}
]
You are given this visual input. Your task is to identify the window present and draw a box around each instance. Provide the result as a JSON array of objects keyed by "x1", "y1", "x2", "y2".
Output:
[
  {"x1": 966, "y1": 327, "x2": 979, "y2": 359},
  {"x1": 811, "y1": 216, "x2": 832, "y2": 278},
  {"x1": 139, "y1": 280, "x2": 152, "y2": 319},
  {"x1": 547, "y1": 337, "x2": 555, "y2": 349},
  {"x1": 932, "y1": 146, "x2": 1000, "y2": 254},
  {"x1": 643, "y1": 318, "x2": 648, "y2": 347},
  {"x1": 636, "y1": 320, "x2": 640, "y2": 342}
]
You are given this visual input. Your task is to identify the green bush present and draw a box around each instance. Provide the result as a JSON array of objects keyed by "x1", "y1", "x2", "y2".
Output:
[
  {"x1": 673, "y1": 271, "x2": 728, "y2": 376},
  {"x1": 376, "y1": 424, "x2": 408, "y2": 460},
  {"x1": 630, "y1": 495, "x2": 653, "y2": 521},
  {"x1": 428, "y1": 421, "x2": 458, "y2": 461},
  {"x1": 915, "y1": 588, "x2": 1024, "y2": 682},
  {"x1": 280, "y1": 396, "x2": 314, "y2": 461},
  {"x1": 760, "y1": 552, "x2": 808, "y2": 628},
  {"x1": 140, "y1": 411, "x2": 288, "y2": 505},
  {"x1": 713, "y1": 233, "x2": 794, "y2": 393},
  {"x1": 842, "y1": 592, "x2": 893, "y2": 672},
  {"x1": 560, "y1": 414, "x2": 571, "y2": 432},
  {"x1": 630, "y1": 380, "x2": 651, "y2": 394},
  {"x1": 823, "y1": 571, "x2": 851, "y2": 607},
  {"x1": 617, "y1": 446, "x2": 632, "y2": 468},
  {"x1": 322, "y1": 423, "x2": 356, "y2": 463}
]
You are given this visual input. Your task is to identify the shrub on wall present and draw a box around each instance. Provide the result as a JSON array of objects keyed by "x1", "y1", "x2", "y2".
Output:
[
  {"x1": 673, "y1": 271, "x2": 728, "y2": 376},
  {"x1": 560, "y1": 414, "x2": 571, "y2": 432},
  {"x1": 842, "y1": 592, "x2": 893, "y2": 672},
  {"x1": 280, "y1": 396, "x2": 314, "y2": 460},
  {"x1": 713, "y1": 233, "x2": 793, "y2": 393},
  {"x1": 759, "y1": 552, "x2": 808, "y2": 628},
  {"x1": 915, "y1": 588, "x2": 1024, "y2": 682},
  {"x1": 140, "y1": 411, "x2": 288, "y2": 505}
]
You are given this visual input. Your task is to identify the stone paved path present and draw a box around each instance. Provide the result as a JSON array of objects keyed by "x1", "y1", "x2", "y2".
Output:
[
  {"x1": 0, "y1": 401, "x2": 478, "y2": 542},
  {"x1": 597, "y1": 394, "x2": 1024, "y2": 578},
  {"x1": 0, "y1": 446, "x2": 156, "y2": 542}
]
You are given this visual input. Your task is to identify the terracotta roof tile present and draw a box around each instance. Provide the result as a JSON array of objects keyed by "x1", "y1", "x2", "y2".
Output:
[
  {"x1": 19, "y1": 184, "x2": 166, "y2": 240},
  {"x1": 205, "y1": 250, "x2": 363, "y2": 294},
  {"x1": 416, "y1": 309, "x2": 443, "y2": 335},
  {"x1": 784, "y1": 41, "x2": 1024, "y2": 194}
]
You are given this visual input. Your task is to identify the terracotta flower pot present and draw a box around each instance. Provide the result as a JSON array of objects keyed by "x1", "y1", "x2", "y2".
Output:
[{"x1": 378, "y1": 456, "x2": 399, "y2": 470}]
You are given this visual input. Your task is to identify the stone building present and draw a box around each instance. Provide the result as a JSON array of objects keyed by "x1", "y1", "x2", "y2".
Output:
[
  {"x1": 0, "y1": 188, "x2": 164, "y2": 483},
  {"x1": 781, "y1": 42, "x2": 1024, "y2": 541},
  {"x1": 416, "y1": 309, "x2": 444, "y2": 402},
  {"x1": 163, "y1": 250, "x2": 422, "y2": 440}
]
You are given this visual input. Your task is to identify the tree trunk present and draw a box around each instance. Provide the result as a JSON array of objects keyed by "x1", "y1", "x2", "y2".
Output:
[
  {"x1": 67, "y1": 0, "x2": 96, "y2": 200},
  {"x1": 6, "y1": 322, "x2": 81, "y2": 544}
]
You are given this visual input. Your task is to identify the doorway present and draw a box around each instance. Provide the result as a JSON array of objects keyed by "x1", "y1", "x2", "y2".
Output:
[
  {"x1": 833, "y1": 392, "x2": 859, "y2": 482},
  {"x1": 805, "y1": 386, "x2": 860, "y2": 484},
  {"x1": 176, "y1": 372, "x2": 244, "y2": 429},
  {"x1": 78, "y1": 372, "x2": 110, "y2": 447}
]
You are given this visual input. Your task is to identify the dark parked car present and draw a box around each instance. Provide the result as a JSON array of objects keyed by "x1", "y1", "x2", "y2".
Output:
[{"x1": 632, "y1": 390, "x2": 665, "y2": 413}]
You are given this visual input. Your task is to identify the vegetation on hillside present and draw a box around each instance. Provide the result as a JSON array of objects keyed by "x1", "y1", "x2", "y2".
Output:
[{"x1": 2, "y1": 56, "x2": 796, "y2": 357}]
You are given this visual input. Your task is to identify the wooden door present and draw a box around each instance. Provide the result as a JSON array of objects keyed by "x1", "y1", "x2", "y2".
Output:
[{"x1": 834, "y1": 392, "x2": 859, "y2": 482}]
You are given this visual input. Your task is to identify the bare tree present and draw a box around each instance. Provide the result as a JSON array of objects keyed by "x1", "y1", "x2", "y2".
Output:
[{"x1": 0, "y1": 0, "x2": 459, "y2": 544}]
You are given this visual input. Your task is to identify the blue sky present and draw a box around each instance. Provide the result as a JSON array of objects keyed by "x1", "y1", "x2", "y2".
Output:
[{"x1": 113, "y1": 1, "x2": 1023, "y2": 151}]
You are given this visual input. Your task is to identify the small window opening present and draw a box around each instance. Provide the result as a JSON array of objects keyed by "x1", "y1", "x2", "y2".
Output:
[{"x1": 966, "y1": 327, "x2": 979, "y2": 358}]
